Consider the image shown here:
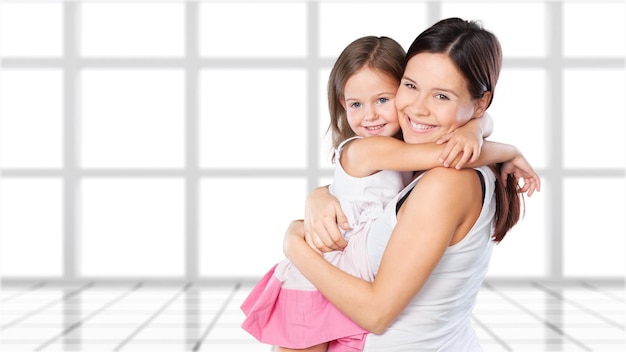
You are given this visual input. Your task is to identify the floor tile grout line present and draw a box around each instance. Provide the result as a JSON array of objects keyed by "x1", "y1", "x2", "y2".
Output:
[
  {"x1": 533, "y1": 282, "x2": 625, "y2": 330},
  {"x1": 1, "y1": 282, "x2": 623, "y2": 351},
  {"x1": 483, "y1": 282, "x2": 593, "y2": 352},
  {"x1": 580, "y1": 281, "x2": 626, "y2": 303},
  {"x1": 191, "y1": 282, "x2": 240, "y2": 352},
  {"x1": 471, "y1": 314, "x2": 513, "y2": 351},
  {"x1": 0, "y1": 282, "x2": 46, "y2": 304},
  {"x1": 33, "y1": 282, "x2": 142, "y2": 352},
  {"x1": 0, "y1": 282, "x2": 93, "y2": 331},
  {"x1": 113, "y1": 282, "x2": 192, "y2": 352}
]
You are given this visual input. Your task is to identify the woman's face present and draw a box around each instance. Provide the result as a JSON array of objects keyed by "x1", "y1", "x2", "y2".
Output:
[
  {"x1": 395, "y1": 52, "x2": 484, "y2": 144},
  {"x1": 341, "y1": 67, "x2": 401, "y2": 138}
]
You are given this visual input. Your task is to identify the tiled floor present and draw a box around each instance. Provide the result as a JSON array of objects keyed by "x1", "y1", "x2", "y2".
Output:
[{"x1": 0, "y1": 281, "x2": 624, "y2": 351}]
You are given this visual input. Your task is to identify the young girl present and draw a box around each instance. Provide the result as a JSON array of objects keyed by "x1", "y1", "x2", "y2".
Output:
[{"x1": 241, "y1": 35, "x2": 531, "y2": 352}]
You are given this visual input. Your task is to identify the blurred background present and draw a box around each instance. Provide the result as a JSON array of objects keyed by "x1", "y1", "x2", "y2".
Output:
[{"x1": 1, "y1": 0, "x2": 624, "y2": 286}]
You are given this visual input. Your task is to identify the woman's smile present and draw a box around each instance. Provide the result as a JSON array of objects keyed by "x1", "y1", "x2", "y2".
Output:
[{"x1": 406, "y1": 116, "x2": 437, "y2": 132}]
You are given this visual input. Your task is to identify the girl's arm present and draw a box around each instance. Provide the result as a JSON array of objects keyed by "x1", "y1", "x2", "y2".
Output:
[
  {"x1": 343, "y1": 136, "x2": 537, "y2": 184},
  {"x1": 305, "y1": 141, "x2": 540, "y2": 252},
  {"x1": 342, "y1": 113, "x2": 493, "y2": 177},
  {"x1": 436, "y1": 111, "x2": 494, "y2": 167},
  {"x1": 286, "y1": 167, "x2": 482, "y2": 333}
]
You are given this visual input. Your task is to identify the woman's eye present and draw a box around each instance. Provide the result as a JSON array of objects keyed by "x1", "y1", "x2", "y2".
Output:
[
  {"x1": 404, "y1": 83, "x2": 416, "y2": 89},
  {"x1": 435, "y1": 93, "x2": 449, "y2": 100}
]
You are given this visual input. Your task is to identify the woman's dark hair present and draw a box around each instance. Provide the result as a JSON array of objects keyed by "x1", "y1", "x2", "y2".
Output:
[
  {"x1": 407, "y1": 17, "x2": 520, "y2": 242},
  {"x1": 406, "y1": 17, "x2": 502, "y2": 110},
  {"x1": 327, "y1": 36, "x2": 406, "y2": 157}
]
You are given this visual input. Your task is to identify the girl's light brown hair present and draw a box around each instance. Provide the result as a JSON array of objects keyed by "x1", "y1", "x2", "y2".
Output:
[{"x1": 327, "y1": 36, "x2": 405, "y2": 160}]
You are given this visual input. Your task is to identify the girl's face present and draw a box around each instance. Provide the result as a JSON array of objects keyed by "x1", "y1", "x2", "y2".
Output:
[
  {"x1": 341, "y1": 67, "x2": 401, "y2": 138},
  {"x1": 395, "y1": 53, "x2": 489, "y2": 144}
]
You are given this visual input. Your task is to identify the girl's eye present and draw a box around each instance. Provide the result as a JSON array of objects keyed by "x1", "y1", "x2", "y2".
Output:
[
  {"x1": 350, "y1": 102, "x2": 362, "y2": 109},
  {"x1": 377, "y1": 97, "x2": 389, "y2": 104}
]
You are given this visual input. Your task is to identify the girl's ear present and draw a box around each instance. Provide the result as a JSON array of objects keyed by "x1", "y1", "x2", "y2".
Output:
[
  {"x1": 340, "y1": 98, "x2": 347, "y2": 110},
  {"x1": 473, "y1": 91, "x2": 492, "y2": 118}
]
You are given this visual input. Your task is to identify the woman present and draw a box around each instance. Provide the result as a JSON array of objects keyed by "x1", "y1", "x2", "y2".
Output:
[{"x1": 283, "y1": 17, "x2": 539, "y2": 351}]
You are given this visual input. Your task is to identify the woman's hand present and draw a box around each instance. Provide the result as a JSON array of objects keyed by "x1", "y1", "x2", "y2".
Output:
[
  {"x1": 304, "y1": 186, "x2": 351, "y2": 254},
  {"x1": 500, "y1": 154, "x2": 542, "y2": 196},
  {"x1": 283, "y1": 220, "x2": 307, "y2": 258}
]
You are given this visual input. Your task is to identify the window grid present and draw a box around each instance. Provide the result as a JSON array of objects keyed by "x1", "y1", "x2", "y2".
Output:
[{"x1": 0, "y1": 1, "x2": 623, "y2": 284}]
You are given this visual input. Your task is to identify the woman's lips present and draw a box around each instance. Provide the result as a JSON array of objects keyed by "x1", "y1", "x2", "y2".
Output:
[{"x1": 408, "y1": 116, "x2": 437, "y2": 132}]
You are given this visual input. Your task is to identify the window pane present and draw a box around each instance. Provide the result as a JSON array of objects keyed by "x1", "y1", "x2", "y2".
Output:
[
  {"x1": 200, "y1": 69, "x2": 306, "y2": 168},
  {"x1": 563, "y1": 69, "x2": 625, "y2": 168},
  {"x1": 0, "y1": 179, "x2": 63, "y2": 277},
  {"x1": 0, "y1": 2, "x2": 63, "y2": 57},
  {"x1": 0, "y1": 70, "x2": 63, "y2": 168},
  {"x1": 200, "y1": 178, "x2": 306, "y2": 277},
  {"x1": 488, "y1": 69, "x2": 547, "y2": 168},
  {"x1": 319, "y1": 3, "x2": 427, "y2": 57},
  {"x1": 487, "y1": 180, "x2": 547, "y2": 277},
  {"x1": 563, "y1": 2, "x2": 625, "y2": 58},
  {"x1": 81, "y1": 70, "x2": 184, "y2": 168},
  {"x1": 81, "y1": 3, "x2": 184, "y2": 57},
  {"x1": 563, "y1": 178, "x2": 625, "y2": 277},
  {"x1": 81, "y1": 179, "x2": 184, "y2": 277},
  {"x1": 442, "y1": 2, "x2": 546, "y2": 57},
  {"x1": 199, "y1": 3, "x2": 307, "y2": 57}
]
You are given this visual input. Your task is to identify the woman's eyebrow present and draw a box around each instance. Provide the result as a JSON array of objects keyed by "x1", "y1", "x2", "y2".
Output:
[{"x1": 433, "y1": 86, "x2": 460, "y2": 96}]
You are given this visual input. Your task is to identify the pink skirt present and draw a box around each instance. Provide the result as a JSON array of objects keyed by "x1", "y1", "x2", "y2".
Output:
[{"x1": 241, "y1": 264, "x2": 368, "y2": 351}]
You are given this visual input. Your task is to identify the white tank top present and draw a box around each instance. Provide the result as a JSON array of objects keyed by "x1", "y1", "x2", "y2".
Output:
[
  {"x1": 329, "y1": 136, "x2": 413, "y2": 239},
  {"x1": 364, "y1": 166, "x2": 496, "y2": 351}
]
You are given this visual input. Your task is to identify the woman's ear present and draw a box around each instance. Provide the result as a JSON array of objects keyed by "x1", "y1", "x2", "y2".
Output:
[{"x1": 473, "y1": 91, "x2": 492, "y2": 118}]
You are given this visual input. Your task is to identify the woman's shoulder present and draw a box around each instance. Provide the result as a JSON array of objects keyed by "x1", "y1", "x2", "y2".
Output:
[
  {"x1": 418, "y1": 167, "x2": 480, "y2": 185},
  {"x1": 410, "y1": 167, "x2": 484, "y2": 205}
]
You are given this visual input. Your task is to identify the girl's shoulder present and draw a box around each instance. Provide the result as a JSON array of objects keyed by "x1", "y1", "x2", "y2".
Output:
[{"x1": 336, "y1": 136, "x2": 363, "y2": 152}]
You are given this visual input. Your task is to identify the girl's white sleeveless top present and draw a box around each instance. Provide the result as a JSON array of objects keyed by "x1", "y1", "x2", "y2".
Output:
[
  {"x1": 364, "y1": 166, "x2": 497, "y2": 352},
  {"x1": 329, "y1": 136, "x2": 412, "y2": 238}
]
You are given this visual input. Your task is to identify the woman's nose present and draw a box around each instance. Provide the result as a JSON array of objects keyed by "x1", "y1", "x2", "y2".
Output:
[{"x1": 409, "y1": 94, "x2": 428, "y2": 116}]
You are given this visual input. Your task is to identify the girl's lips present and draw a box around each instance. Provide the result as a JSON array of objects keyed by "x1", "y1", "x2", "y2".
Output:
[{"x1": 363, "y1": 124, "x2": 386, "y2": 135}]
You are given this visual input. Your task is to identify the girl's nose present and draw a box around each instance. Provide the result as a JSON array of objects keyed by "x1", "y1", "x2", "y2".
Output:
[{"x1": 363, "y1": 105, "x2": 376, "y2": 121}]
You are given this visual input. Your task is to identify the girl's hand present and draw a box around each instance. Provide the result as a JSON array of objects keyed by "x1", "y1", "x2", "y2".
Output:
[
  {"x1": 436, "y1": 126, "x2": 483, "y2": 170},
  {"x1": 304, "y1": 186, "x2": 351, "y2": 254},
  {"x1": 500, "y1": 154, "x2": 542, "y2": 196}
]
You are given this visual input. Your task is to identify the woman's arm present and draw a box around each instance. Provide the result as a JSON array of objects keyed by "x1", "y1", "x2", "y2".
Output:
[
  {"x1": 303, "y1": 185, "x2": 350, "y2": 253},
  {"x1": 286, "y1": 167, "x2": 482, "y2": 333}
]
